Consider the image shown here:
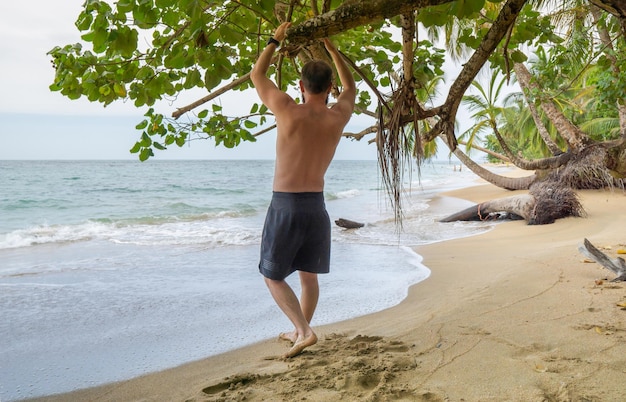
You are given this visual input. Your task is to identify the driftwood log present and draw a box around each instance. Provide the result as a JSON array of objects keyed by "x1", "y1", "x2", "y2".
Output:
[
  {"x1": 335, "y1": 218, "x2": 364, "y2": 229},
  {"x1": 578, "y1": 238, "x2": 626, "y2": 281},
  {"x1": 439, "y1": 194, "x2": 530, "y2": 223},
  {"x1": 441, "y1": 183, "x2": 585, "y2": 225}
]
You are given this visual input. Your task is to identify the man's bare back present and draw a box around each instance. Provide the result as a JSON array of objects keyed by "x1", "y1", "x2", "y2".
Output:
[{"x1": 272, "y1": 100, "x2": 349, "y2": 192}]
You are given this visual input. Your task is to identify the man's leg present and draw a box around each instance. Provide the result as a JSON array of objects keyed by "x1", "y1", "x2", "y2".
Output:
[
  {"x1": 278, "y1": 271, "x2": 319, "y2": 343},
  {"x1": 299, "y1": 271, "x2": 319, "y2": 323},
  {"x1": 265, "y1": 277, "x2": 318, "y2": 358}
]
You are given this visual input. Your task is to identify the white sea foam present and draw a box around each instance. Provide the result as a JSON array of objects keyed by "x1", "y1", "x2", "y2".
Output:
[{"x1": 335, "y1": 188, "x2": 361, "y2": 199}]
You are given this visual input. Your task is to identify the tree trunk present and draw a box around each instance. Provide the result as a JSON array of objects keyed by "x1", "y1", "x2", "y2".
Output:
[
  {"x1": 491, "y1": 126, "x2": 573, "y2": 170},
  {"x1": 524, "y1": 95, "x2": 563, "y2": 155},
  {"x1": 513, "y1": 62, "x2": 591, "y2": 152},
  {"x1": 452, "y1": 146, "x2": 537, "y2": 190},
  {"x1": 440, "y1": 193, "x2": 534, "y2": 222},
  {"x1": 457, "y1": 140, "x2": 510, "y2": 162},
  {"x1": 589, "y1": 5, "x2": 626, "y2": 140}
]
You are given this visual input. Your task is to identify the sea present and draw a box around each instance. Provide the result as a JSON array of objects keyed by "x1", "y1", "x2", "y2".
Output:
[{"x1": 0, "y1": 159, "x2": 496, "y2": 401}]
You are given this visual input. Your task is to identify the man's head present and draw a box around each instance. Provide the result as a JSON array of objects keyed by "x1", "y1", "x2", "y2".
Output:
[{"x1": 301, "y1": 60, "x2": 332, "y2": 95}]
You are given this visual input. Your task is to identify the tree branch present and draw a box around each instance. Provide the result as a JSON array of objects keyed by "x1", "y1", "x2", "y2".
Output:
[
  {"x1": 287, "y1": 0, "x2": 457, "y2": 44},
  {"x1": 343, "y1": 125, "x2": 377, "y2": 140},
  {"x1": 452, "y1": 144, "x2": 537, "y2": 190},
  {"x1": 457, "y1": 139, "x2": 510, "y2": 162},
  {"x1": 172, "y1": 73, "x2": 252, "y2": 119},
  {"x1": 491, "y1": 125, "x2": 573, "y2": 170}
]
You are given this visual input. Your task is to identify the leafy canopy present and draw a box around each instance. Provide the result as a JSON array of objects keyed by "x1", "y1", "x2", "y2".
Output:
[{"x1": 48, "y1": 0, "x2": 502, "y2": 160}]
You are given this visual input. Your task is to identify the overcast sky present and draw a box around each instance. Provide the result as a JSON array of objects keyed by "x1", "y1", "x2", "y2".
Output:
[{"x1": 0, "y1": 1, "x2": 377, "y2": 160}]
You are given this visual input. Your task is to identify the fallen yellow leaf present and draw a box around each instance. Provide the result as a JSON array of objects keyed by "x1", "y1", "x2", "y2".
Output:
[
  {"x1": 595, "y1": 326, "x2": 603, "y2": 334},
  {"x1": 616, "y1": 302, "x2": 626, "y2": 308},
  {"x1": 617, "y1": 249, "x2": 626, "y2": 254}
]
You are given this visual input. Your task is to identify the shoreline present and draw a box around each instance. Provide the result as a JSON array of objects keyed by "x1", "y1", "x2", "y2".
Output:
[{"x1": 30, "y1": 183, "x2": 626, "y2": 401}]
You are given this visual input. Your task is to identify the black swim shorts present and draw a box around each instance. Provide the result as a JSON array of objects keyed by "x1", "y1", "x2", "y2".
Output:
[{"x1": 259, "y1": 192, "x2": 331, "y2": 280}]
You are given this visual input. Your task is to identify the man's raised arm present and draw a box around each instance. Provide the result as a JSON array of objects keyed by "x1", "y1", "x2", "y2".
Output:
[
  {"x1": 250, "y1": 22, "x2": 293, "y2": 112},
  {"x1": 323, "y1": 38, "x2": 356, "y2": 117}
]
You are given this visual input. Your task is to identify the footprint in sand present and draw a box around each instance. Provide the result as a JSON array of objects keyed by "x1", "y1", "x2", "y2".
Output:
[{"x1": 199, "y1": 333, "x2": 430, "y2": 401}]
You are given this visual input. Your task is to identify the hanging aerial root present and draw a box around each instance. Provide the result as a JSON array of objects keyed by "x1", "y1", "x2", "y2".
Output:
[{"x1": 377, "y1": 80, "x2": 421, "y2": 224}]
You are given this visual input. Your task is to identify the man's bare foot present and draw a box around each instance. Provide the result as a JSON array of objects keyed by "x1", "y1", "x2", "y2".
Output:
[
  {"x1": 283, "y1": 332, "x2": 318, "y2": 358},
  {"x1": 278, "y1": 331, "x2": 297, "y2": 343}
]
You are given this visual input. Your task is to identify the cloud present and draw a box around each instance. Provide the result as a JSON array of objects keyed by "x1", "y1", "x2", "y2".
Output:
[{"x1": 0, "y1": 1, "x2": 138, "y2": 116}]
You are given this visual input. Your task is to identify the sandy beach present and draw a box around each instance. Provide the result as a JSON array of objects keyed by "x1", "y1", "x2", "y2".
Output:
[{"x1": 32, "y1": 179, "x2": 626, "y2": 402}]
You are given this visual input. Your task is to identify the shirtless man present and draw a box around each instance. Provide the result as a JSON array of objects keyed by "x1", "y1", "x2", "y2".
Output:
[{"x1": 250, "y1": 22, "x2": 356, "y2": 358}]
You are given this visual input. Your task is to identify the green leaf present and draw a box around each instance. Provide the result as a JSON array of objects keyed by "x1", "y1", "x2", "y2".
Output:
[
  {"x1": 135, "y1": 119, "x2": 148, "y2": 129},
  {"x1": 140, "y1": 132, "x2": 152, "y2": 146},
  {"x1": 117, "y1": 0, "x2": 135, "y2": 13},
  {"x1": 219, "y1": 24, "x2": 244, "y2": 45},
  {"x1": 450, "y1": 0, "x2": 485, "y2": 18},
  {"x1": 136, "y1": 66, "x2": 154, "y2": 80},
  {"x1": 240, "y1": 130, "x2": 256, "y2": 142},
  {"x1": 204, "y1": 68, "x2": 220, "y2": 89},
  {"x1": 139, "y1": 147, "x2": 153, "y2": 161},
  {"x1": 510, "y1": 50, "x2": 528, "y2": 63},
  {"x1": 243, "y1": 120, "x2": 257, "y2": 129},
  {"x1": 75, "y1": 11, "x2": 94, "y2": 31},
  {"x1": 156, "y1": 0, "x2": 176, "y2": 7},
  {"x1": 129, "y1": 142, "x2": 142, "y2": 153},
  {"x1": 197, "y1": 109, "x2": 209, "y2": 118},
  {"x1": 113, "y1": 83, "x2": 127, "y2": 97},
  {"x1": 184, "y1": 69, "x2": 201, "y2": 88},
  {"x1": 417, "y1": 7, "x2": 449, "y2": 27},
  {"x1": 99, "y1": 85, "x2": 111, "y2": 96},
  {"x1": 110, "y1": 26, "x2": 138, "y2": 58}
]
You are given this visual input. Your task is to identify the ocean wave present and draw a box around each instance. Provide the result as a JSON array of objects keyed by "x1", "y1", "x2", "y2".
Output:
[
  {"x1": 109, "y1": 222, "x2": 260, "y2": 247},
  {"x1": 0, "y1": 218, "x2": 262, "y2": 250},
  {"x1": 0, "y1": 222, "x2": 105, "y2": 249},
  {"x1": 326, "y1": 189, "x2": 360, "y2": 200}
]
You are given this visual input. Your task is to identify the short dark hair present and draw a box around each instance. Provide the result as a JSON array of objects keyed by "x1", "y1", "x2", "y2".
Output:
[{"x1": 301, "y1": 60, "x2": 332, "y2": 94}]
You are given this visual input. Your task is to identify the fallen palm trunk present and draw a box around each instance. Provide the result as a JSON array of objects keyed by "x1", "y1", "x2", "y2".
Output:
[
  {"x1": 441, "y1": 182, "x2": 585, "y2": 225},
  {"x1": 578, "y1": 238, "x2": 626, "y2": 281},
  {"x1": 440, "y1": 194, "x2": 533, "y2": 222}
]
